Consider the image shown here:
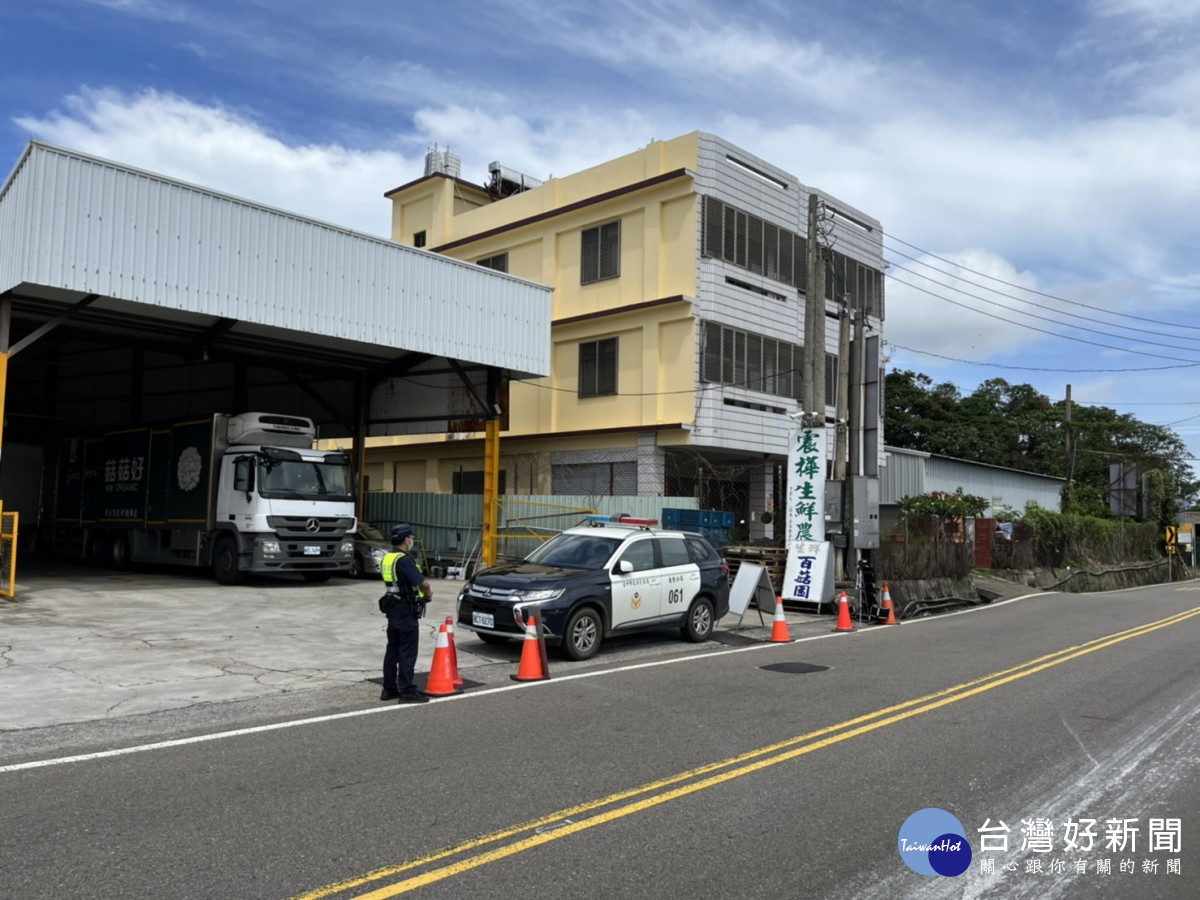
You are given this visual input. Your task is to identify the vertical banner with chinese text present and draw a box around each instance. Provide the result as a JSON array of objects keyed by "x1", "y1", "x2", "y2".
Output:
[{"x1": 781, "y1": 425, "x2": 834, "y2": 606}]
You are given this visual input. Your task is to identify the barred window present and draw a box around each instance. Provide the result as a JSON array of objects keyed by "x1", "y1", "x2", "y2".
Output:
[
  {"x1": 701, "y1": 321, "x2": 803, "y2": 402},
  {"x1": 452, "y1": 470, "x2": 507, "y2": 495},
  {"x1": 581, "y1": 221, "x2": 621, "y2": 284},
  {"x1": 551, "y1": 461, "x2": 636, "y2": 495},
  {"x1": 702, "y1": 195, "x2": 805, "y2": 290},
  {"x1": 701, "y1": 196, "x2": 882, "y2": 316},
  {"x1": 579, "y1": 337, "x2": 618, "y2": 398},
  {"x1": 477, "y1": 252, "x2": 508, "y2": 272}
]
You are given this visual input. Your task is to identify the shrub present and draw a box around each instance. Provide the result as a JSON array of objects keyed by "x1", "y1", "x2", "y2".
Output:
[
  {"x1": 899, "y1": 487, "x2": 989, "y2": 519},
  {"x1": 1023, "y1": 507, "x2": 1158, "y2": 567}
]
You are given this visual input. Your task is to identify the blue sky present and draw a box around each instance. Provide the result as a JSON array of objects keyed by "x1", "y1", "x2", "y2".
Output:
[{"x1": 3, "y1": 0, "x2": 1200, "y2": 470}]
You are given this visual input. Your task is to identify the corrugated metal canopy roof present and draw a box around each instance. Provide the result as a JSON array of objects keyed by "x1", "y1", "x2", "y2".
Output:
[{"x1": 0, "y1": 142, "x2": 552, "y2": 440}]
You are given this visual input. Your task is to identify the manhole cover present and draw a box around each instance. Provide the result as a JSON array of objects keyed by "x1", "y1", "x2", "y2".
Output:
[{"x1": 760, "y1": 662, "x2": 830, "y2": 674}]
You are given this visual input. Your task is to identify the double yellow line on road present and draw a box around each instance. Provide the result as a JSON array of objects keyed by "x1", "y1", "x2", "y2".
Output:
[{"x1": 294, "y1": 606, "x2": 1200, "y2": 900}]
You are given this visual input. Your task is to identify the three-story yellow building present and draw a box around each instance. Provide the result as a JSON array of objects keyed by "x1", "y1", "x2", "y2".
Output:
[{"x1": 364, "y1": 132, "x2": 885, "y2": 541}]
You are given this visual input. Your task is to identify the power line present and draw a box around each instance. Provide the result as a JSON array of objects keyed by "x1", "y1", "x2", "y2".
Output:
[
  {"x1": 886, "y1": 342, "x2": 1200, "y2": 373},
  {"x1": 882, "y1": 231, "x2": 1200, "y2": 331},
  {"x1": 888, "y1": 274, "x2": 1200, "y2": 363},
  {"x1": 885, "y1": 249, "x2": 1200, "y2": 348}
]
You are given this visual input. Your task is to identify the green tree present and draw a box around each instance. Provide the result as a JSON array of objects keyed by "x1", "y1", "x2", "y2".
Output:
[
  {"x1": 1142, "y1": 469, "x2": 1178, "y2": 531},
  {"x1": 884, "y1": 370, "x2": 963, "y2": 455},
  {"x1": 884, "y1": 370, "x2": 1198, "y2": 514}
]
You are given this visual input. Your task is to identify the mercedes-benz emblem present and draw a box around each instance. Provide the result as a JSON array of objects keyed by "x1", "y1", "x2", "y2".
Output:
[{"x1": 305, "y1": 518, "x2": 320, "y2": 533}]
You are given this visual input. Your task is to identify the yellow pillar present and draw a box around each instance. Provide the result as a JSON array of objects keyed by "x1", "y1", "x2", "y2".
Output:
[{"x1": 481, "y1": 418, "x2": 500, "y2": 567}]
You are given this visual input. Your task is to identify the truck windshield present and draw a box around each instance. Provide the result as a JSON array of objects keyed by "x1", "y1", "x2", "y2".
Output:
[{"x1": 259, "y1": 458, "x2": 354, "y2": 501}]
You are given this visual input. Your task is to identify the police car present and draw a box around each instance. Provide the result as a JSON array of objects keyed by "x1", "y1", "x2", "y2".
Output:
[{"x1": 456, "y1": 516, "x2": 731, "y2": 660}]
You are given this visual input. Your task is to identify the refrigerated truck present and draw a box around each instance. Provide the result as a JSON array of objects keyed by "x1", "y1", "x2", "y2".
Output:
[{"x1": 52, "y1": 412, "x2": 357, "y2": 584}]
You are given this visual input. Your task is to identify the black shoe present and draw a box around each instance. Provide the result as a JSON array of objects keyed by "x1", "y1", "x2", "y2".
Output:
[
  {"x1": 397, "y1": 690, "x2": 430, "y2": 704},
  {"x1": 379, "y1": 688, "x2": 400, "y2": 701}
]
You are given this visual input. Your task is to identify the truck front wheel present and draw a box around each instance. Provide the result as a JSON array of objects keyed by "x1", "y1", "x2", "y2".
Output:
[{"x1": 212, "y1": 535, "x2": 244, "y2": 585}]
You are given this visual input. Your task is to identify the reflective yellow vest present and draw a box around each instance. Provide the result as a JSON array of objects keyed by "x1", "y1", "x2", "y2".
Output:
[{"x1": 381, "y1": 550, "x2": 425, "y2": 599}]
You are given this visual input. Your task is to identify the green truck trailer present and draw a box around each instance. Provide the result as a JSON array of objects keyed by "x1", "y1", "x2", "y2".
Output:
[{"x1": 52, "y1": 411, "x2": 357, "y2": 583}]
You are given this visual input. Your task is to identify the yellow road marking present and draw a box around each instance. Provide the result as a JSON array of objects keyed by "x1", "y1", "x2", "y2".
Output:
[{"x1": 292, "y1": 606, "x2": 1200, "y2": 900}]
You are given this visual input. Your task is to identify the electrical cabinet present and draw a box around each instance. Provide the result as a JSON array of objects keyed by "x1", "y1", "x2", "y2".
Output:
[{"x1": 852, "y1": 475, "x2": 880, "y2": 549}]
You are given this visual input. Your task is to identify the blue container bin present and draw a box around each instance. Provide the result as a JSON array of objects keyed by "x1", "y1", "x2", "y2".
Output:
[{"x1": 662, "y1": 508, "x2": 734, "y2": 548}]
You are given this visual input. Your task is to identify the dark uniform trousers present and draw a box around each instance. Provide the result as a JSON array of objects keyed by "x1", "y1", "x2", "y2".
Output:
[{"x1": 383, "y1": 600, "x2": 420, "y2": 693}]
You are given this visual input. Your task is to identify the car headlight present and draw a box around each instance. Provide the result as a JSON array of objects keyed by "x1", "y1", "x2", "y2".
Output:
[
  {"x1": 514, "y1": 588, "x2": 564, "y2": 602},
  {"x1": 370, "y1": 547, "x2": 386, "y2": 561}
]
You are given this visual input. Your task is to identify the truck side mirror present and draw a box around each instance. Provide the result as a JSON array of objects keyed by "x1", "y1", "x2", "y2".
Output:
[{"x1": 233, "y1": 456, "x2": 255, "y2": 497}]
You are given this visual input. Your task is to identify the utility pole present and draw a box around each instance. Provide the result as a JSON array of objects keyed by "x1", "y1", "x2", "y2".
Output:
[
  {"x1": 833, "y1": 294, "x2": 851, "y2": 481},
  {"x1": 847, "y1": 286, "x2": 865, "y2": 568},
  {"x1": 806, "y1": 193, "x2": 825, "y2": 422},
  {"x1": 1065, "y1": 384, "x2": 1076, "y2": 486},
  {"x1": 803, "y1": 194, "x2": 819, "y2": 416},
  {"x1": 833, "y1": 293, "x2": 851, "y2": 580}
]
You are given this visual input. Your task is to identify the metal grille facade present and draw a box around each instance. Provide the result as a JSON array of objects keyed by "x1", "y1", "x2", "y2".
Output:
[{"x1": 701, "y1": 194, "x2": 884, "y2": 319}]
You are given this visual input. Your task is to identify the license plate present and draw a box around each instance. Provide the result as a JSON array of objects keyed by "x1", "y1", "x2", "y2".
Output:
[
  {"x1": 303, "y1": 545, "x2": 321, "y2": 556},
  {"x1": 472, "y1": 611, "x2": 495, "y2": 629}
]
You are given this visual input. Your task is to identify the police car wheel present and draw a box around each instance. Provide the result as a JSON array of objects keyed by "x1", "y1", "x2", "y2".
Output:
[
  {"x1": 563, "y1": 607, "x2": 602, "y2": 661},
  {"x1": 682, "y1": 596, "x2": 715, "y2": 643}
]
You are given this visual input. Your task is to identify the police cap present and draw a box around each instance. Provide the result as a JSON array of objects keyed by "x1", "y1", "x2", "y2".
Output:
[{"x1": 390, "y1": 523, "x2": 414, "y2": 544}]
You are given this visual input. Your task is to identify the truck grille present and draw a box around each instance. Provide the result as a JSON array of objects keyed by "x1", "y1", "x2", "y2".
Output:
[{"x1": 267, "y1": 516, "x2": 354, "y2": 539}]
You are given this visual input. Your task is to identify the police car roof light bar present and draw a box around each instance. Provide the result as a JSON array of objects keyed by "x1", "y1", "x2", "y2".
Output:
[{"x1": 584, "y1": 514, "x2": 659, "y2": 527}]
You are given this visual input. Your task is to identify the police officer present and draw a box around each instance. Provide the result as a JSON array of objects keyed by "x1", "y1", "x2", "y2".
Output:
[{"x1": 379, "y1": 523, "x2": 432, "y2": 703}]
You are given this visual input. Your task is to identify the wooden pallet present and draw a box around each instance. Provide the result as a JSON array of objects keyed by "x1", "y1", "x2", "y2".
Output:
[{"x1": 722, "y1": 545, "x2": 787, "y2": 597}]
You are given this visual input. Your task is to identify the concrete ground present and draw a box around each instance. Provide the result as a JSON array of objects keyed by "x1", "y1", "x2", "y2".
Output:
[{"x1": 0, "y1": 560, "x2": 846, "y2": 739}]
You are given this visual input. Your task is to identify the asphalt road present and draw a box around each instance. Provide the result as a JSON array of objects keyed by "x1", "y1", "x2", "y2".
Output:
[{"x1": 3, "y1": 582, "x2": 1198, "y2": 899}]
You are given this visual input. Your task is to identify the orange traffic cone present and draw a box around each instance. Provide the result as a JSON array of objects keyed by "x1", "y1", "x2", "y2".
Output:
[
  {"x1": 770, "y1": 598, "x2": 792, "y2": 642},
  {"x1": 444, "y1": 616, "x2": 464, "y2": 687},
  {"x1": 833, "y1": 591, "x2": 855, "y2": 632},
  {"x1": 424, "y1": 623, "x2": 458, "y2": 696},
  {"x1": 879, "y1": 584, "x2": 899, "y2": 625},
  {"x1": 515, "y1": 616, "x2": 549, "y2": 682}
]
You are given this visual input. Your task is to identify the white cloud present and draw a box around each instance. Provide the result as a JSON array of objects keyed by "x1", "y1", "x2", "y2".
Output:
[
  {"x1": 884, "y1": 249, "x2": 1044, "y2": 363},
  {"x1": 14, "y1": 88, "x2": 408, "y2": 236},
  {"x1": 1092, "y1": 0, "x2": 1200, "y2": 27},
  {"x1": 409, "y1": 105, "x2": 664, "y2": 186}
]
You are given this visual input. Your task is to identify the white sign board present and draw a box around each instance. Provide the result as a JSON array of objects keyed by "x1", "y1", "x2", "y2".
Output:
[
  {"x1": 728, "y1": 563, "x2": 776, "y2": 617},
  {"x1": 780, "y1": 424, "x2": 834, "y2": 607}
]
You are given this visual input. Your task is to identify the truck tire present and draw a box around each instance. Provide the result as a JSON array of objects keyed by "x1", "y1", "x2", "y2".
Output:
[
  {"x1": 212, "y1": 534, "x2": 244, "y2": 585},
  {"x1": 110, "y1": 535, "x2": 131, "y2": 569},
  {"x1": 87, "y1": 533, "x2": 109, "y2": 566}
]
